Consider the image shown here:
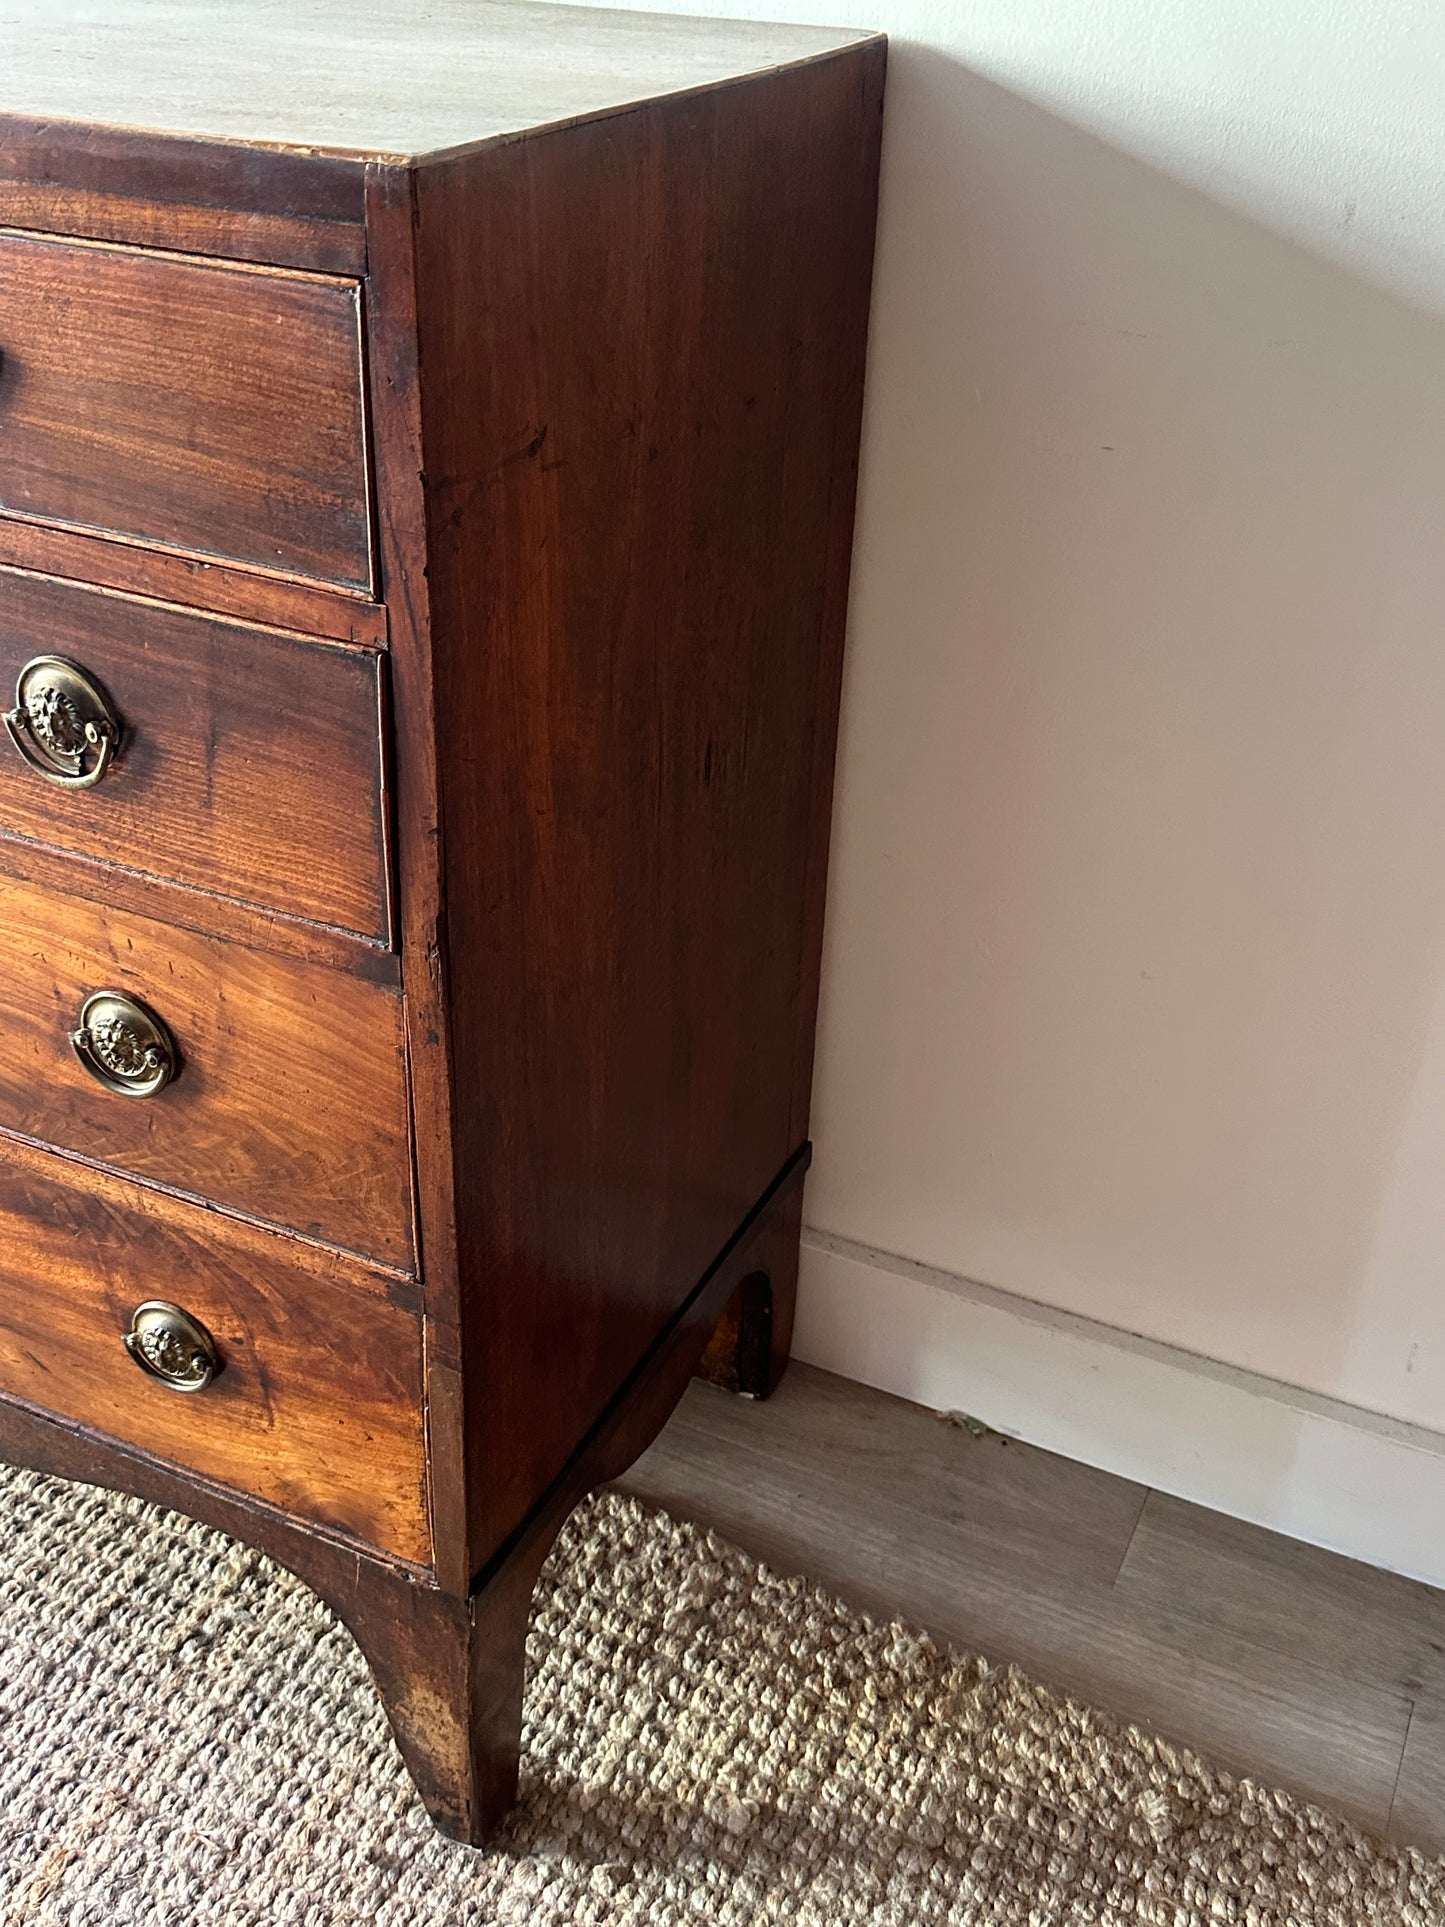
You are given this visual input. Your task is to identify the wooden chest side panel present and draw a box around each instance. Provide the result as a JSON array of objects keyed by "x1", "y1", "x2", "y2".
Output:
[
  {"x1": 0, "y1": 569, "x2": 390, "y2": 941},
  {"x1": 0, "y1": 1140, "x2": 429, "y2": 1563},
  {"x1": 0, "y1": 231, "x2": 371, "y2": 587},
  {"x1": 0, "y1": 874, "x2": 414, "y2": 1268},
  {"x1": 408, "y1": 48, "x2": 885, "y2": 1562}
]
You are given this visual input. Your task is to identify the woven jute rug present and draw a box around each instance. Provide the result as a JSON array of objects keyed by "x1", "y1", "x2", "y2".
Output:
[{"x1": 0, "y1": 1464, "x2": 1438, "y2": 1925}]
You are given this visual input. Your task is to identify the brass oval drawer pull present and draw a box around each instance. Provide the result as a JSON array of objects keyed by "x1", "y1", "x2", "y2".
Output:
[
  {"x1": 70, "y1": 991, "x2": 177, "y2": 1098},
  {"x1": 124, "y1": 1301, "x2": 220, "y2": 1393},
  {"x1": 4, "y1": 655, "x2": 120, "y2": 789}
]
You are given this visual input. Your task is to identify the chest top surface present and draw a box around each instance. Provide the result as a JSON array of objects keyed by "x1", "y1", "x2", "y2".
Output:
[{"x1": 1, "y1": 0, "x2": 872, "y2": 159}]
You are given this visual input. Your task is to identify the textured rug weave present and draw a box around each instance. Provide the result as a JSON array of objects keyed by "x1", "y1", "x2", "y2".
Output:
[{"x1": 0, "y1": 1464, "x2": 1439, "y2": 1925}]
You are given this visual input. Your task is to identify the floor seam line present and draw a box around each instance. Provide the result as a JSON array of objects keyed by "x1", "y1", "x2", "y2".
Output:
[
  {"x1": 1109, "y1": 1485, "x2": 1154, "y2": 1589},
  {"x1": 1385, "y1": 1698, "x2": 1417, "y2": 1840}
]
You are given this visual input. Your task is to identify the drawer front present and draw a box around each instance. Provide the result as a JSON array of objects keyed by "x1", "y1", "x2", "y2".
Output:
[
  {"x1": 0, "y1": 1140, "x2": 429, "y2": 1565},
  {"x1": 0, "y1": 231, "x2": 370, "y2": 589},
  {"x1": 0, "y1": 569, "x2": 389, "y2": 942},
  {"x1": 0, "y1": 874, "x2": 413, "y2": 1268}
]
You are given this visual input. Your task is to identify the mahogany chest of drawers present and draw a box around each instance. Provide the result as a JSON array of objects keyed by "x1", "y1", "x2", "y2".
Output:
[{"x1": 0, "y1": 0, "x2": 884, "y2": 1841}]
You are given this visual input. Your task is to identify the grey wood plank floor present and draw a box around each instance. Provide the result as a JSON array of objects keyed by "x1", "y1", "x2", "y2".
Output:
[{"x1": 615, "y1": 1362, "x2": 1445, "y2": 1855}]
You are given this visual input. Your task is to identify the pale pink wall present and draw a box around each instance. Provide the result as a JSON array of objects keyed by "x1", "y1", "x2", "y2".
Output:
[{"x1": 809, "y1": 49, "x2": 1445, "y2": 1428}]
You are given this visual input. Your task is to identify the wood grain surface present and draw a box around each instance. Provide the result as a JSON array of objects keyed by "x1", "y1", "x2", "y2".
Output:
[
  {"x1": 403, "y1": 48, "x2": 885, "y2": 1564},
  {"x1": 0, "y1": 230, "x2": 371, "y2": 587},
  {"x1": 0, "y1": 0, "x2": 875, "y2": 159},
  {"x1": 362, "y1": 167, "x2": 473, "y2": 1596},
  {"x1": 0, "y1": 1137, "x2": 428, "y2": 1563},
  {"x1": 0, "y1": 834, "x2": 402, "y2": 981},
  {"x1": 0, "y1": 117, "x2": 367, "y2": 271},
  {"x1": 0, "y1": 873, "x2": 413, "y2": 1267},
  {"x1": 0, "y1": 568, "x2": 390, "y2": 940},
  {"x1": 0, "y1": 521, "x2": 388, "y2": 645}
]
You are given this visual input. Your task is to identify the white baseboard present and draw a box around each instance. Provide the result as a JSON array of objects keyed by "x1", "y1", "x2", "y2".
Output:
[{"x1": 793, "y1": 1229, "x2": 1445, "y2": 1591}]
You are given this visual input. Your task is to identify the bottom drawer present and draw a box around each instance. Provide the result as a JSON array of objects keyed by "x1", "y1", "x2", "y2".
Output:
[{"x1": 0, "y1": 1137, "x2": 430, "y2": 1566}]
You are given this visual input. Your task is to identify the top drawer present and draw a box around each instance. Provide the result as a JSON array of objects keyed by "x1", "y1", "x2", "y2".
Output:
[{"x1": 0, "y1": 232, "x2": 371, "y2": 591}]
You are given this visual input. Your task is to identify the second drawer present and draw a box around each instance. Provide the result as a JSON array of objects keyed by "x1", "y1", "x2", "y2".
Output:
[
  {"x1": 0, "y1": 872, "x2": 413, "y2": 1268},
  {"x1": 0, "y1": 568, "x2": 390, "y2": 942}
]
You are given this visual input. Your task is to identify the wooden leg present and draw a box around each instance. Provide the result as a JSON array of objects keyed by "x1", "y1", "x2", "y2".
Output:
[
  {"x1": 340, "y1": 1576, "x2": 479, "y2": 1838},
  {"x1": 696, "y1": 1183, "x2": 801, "y2": 1398},
  {"x1": 338, "y1": 1546, "x2": 540, "y2": 1846},
  {"x1": 363, "y1": 1154, "x2": 811, "y2": 1841},
  {"x1": 461, "y1": 1548, "x2": 545, "y2": 1835}
]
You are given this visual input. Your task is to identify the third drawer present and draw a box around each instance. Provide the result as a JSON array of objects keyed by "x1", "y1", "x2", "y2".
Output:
[{"x1": 0, "y1": 871, "x2": 414, "y2": 1269}]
